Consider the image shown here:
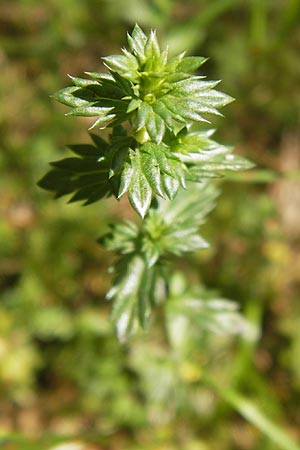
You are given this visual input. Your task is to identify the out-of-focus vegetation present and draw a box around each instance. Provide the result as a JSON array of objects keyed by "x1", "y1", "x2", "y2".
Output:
[{"x1": 0, "y1": 1, "x2": 300, "y2": 449}]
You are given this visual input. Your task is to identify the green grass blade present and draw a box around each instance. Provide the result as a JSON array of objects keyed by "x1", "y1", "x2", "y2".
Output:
[{"x1": 221, "y1": 388, "x2": 300, "y2": 450}]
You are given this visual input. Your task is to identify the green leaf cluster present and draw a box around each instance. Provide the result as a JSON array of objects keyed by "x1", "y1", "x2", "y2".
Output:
[
  {"x1": 39, "y1": 24, "x2": 254, "y2": 342},
  {"x1": 53, "y1": 24, "x2": 232, "y2": 134},
  {"x1": 41, "y1": 24, "x2": 253, "y2": 218},
  {"x1": 102, "y1": 182, "x2": 218, "y2": 340}
]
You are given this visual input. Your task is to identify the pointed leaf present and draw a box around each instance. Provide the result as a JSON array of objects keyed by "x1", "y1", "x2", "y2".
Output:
[
  {"x1": 136, "y1": 101, "x2": 152, "y2": 130},
  {"x1": 146, "y1": 109, "x2": 165, "y2": 143},
  {"x1": 102, "y1": 54, "x2": 136, "y2": 71},
  {"x1": 66, "y1": 105, "x2": 114, "y2": 117},
  {"x1": 118, "y1": 162, "x2": 134, "y2": 198},
  {"x1": 145, "y1": 30, "x2": 160, "y2": 60},
  {"x1": 140, "y1": 151, "x2": 165, "y2": 198},
  {"x1": 128, "y1": 151, "x2": 152, "y2": 218},
  {"x1": 176, "y1": 56, "x2": 208, "y2": 73},
  {"x1": 162, "y1": 174, "x2": 180, "y2": 199},
  {"x1": 128, "y1": 24, "x2": 147, "y2": 60},
  {"x1": 66, "y1": 144, "x2": 104, "y2": 158},
  {"x1": 68, "y1": 75, "x2": 99, "y2": 88},
  {"x1": 52, "y1": 87, "x2": 90, "y2": 108}
]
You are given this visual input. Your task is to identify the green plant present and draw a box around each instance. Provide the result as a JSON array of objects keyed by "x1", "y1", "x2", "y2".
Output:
[
  {"x1": 39, "y1": 24, "x2": 253, "y2": 341},
  {"x1": 36, "y1": 26, "x2": 300, "y2": 449}
]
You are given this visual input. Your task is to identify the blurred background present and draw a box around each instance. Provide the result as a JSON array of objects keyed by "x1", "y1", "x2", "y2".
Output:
[{"x1": 0, "y1": 0, "x2": 300, "y2": 449}]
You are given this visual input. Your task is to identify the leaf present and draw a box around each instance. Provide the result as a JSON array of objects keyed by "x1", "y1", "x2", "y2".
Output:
[
  {"x1": 144, "y1": 30, "x2": 161, "y2": 71},
  {"x1": 152, "y1": 101, "x2": 174, "y2": 129},
  {"x1": 154, "y1": 181, "x2": 219, "y2": 244},
  {"x1": 109, "y1": 146, "x2": 129, "y2": 178},
  {"x1": 127, "y1": 23, "x2": 147, "y2": 63},
  {"x1": 128, "y1": 151, "x2": 152, "y2": 218},
  {"x1": 136, "y1": 101, "x2": 152, "y2": 131},
  {"x1": 38, "y1": 136, "x2": 114, "y2": 205},
  {"x1": 103, "y1": 221, "x2": 139, "y2": 254},
  {"x1": 168, "y1": 291, "x2": 247, "y2": 337},
  {"x1": 172, "y1": 129, "x2": 254, "y2": 181},
  {"x1": 140, "y1": 151, "x2": 165, "y2": 198},
  {"x1": 108, "y1": 255, "x2": 159, "y2": 342},
  {"x1": 67, "y1": 74, "x2": 99, "y2": 87},
  {"x1": 160, "y1": 98, "x2": 186, "y2": 123},
  {"x1": 172, "y1": 78, "x2": 220, "y2": 95},
  {"x1": 116, "y1": 141, "x2": 191, "y2": 217},
  {"x1": 89, "y1": 132, "x2": 110, "y2": 150},
  {"x1": 66, "y1": 105, "x2": 114, "y2": 117},
  {"x1": 38, "y1": 169, "x2": 77, "y2": 197},
  {"x1": 52, "y1": 87, "x2": 91, "y2": 108},
  {"x1": 146, "y1": 108, "x2": 165, "y2": 143},
  {"x1": 176, "y1": 56, "x2": 208, "y2": 73},
  {"x1": 50, "y1": 157, "x2": 105, "y2": 172},
  {"x1": 162, "y1": 174, "x2": 180, "y2": 199},
  {"x1": 66, "y1": 144, "x2": 104, "y2": 158},
  {"x1": 127, "y1": 98, "x2": 142, "y2": 113},
  {"x1": 102, "y1": 182, "x2": 220, "y2": 341},
  {"x1": 142, "y1": 142, "x2": 178, "y2": 177},
  {"x1": 147, "y1": 183, "x2": 217, "y2": 256},
  {"x1": 201, "y1": 153, "x2": 255, "y2": 171},
  {"x1": 118, "y1": 162, "x2": 134, "y2": 198},
  {"x1": 102, "y1": 54, "x2": 138, "y2": 80}
]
